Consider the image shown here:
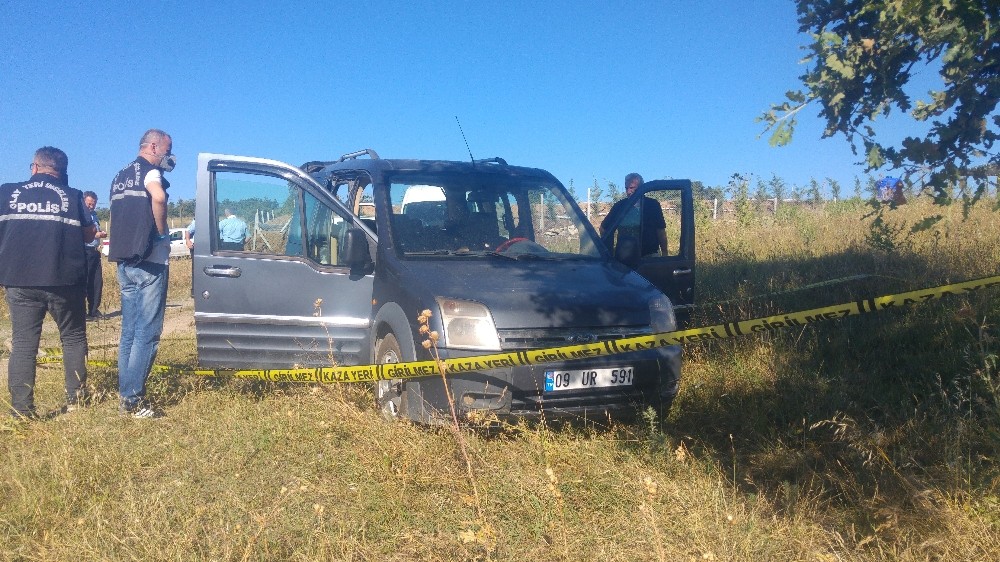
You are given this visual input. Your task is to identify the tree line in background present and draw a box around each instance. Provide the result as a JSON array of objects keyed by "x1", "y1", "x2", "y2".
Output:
[
  {"x1": 124, "y1": 170, "x2": 996, "y2": 225},
  {"x1": 94, "y1": 197, "x2": 274, "y2": 224},
  {"x1": 566, "y1": 172, "x2": 997, "y2": 207}
]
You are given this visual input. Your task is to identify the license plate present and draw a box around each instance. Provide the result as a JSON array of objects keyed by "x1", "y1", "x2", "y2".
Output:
[{"x1": 544, "y1": 367, "x2": 634, "y2": 392}]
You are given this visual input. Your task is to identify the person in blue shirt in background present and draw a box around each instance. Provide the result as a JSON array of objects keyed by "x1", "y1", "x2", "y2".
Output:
[
  {"x1": 218, "y1": 208, "x2": 249, "y2": 251},
  {"x1": 183, "y1": 218, "x2": 195, "y2": 257}
]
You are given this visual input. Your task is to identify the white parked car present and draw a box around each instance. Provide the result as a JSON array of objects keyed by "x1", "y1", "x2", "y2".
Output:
[{"x1": 101, "y1": 228, "x2": 190, "y2": 259}]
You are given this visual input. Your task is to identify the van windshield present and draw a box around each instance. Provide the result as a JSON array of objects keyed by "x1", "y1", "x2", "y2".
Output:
[{"x1": 387, "y1": 175, "x2": 603, "y2": 259}]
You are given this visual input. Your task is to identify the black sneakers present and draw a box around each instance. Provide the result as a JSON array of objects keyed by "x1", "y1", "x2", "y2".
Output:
[
  {"x1": 62, "y1": 391, "x2": 90, "y2": 414},
  {"x1": 10, "y1": 409, "x2": 40, "y2": 421}
]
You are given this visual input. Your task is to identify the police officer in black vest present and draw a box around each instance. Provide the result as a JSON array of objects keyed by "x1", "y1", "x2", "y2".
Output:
[
  {"x1": 108, "y1": 129, "x2": 174, "y2": 419},
  {"x1": 0, "y1": 147, "x2": 96, "y2": 419}
]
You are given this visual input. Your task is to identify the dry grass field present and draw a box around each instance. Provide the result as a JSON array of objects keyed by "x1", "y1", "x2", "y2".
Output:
[{"x1": 1, "y1": 198, "x2": 999, "y2": 561}]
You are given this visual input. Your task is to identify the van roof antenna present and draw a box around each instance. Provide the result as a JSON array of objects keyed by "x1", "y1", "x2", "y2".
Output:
[{"x1": 455, "y1": 116, "x2": 475, "y2": 166}]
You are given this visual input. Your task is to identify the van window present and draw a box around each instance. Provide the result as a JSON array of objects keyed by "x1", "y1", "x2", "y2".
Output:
[
  {"x1": 400, "y1": 185, "x2": 447, "y2": 227},
  {"x1": 386, "y1": 176, "x2": 601, "y2": 258},
  {"x1": 213, "y1": 171, "x2": 290, "y2": 255},
  {"x1": 302, "y1": 190, "x2": 355, "y2": 266},
  {"x1": 212, "y1": 170, "x2": 358, "y2": 265}
]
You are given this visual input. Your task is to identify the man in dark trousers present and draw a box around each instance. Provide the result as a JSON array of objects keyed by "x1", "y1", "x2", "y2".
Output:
[
  {"x1": 108, "y1": 128, "x2": 174, "y2": 419},
  {"x1": 82, "y1": 190, "x2": 107, "y2": 319},
  {"x1": 0, "y1": 147, "x2": 96, "y2": 419}
]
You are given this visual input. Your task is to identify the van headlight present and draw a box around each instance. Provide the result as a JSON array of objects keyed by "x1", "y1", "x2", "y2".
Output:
[
  {"x1": 436, "y1": 298, "x2": 501, "y2": 350},
  {"x1": 648, "y1": 294, "x2": 677, "y2": 333}
]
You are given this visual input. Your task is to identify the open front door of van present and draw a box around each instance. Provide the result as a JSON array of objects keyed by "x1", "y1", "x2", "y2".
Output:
[
  {"x1": 600, "y1": 179, "x2": 695, "y2": 328},
  {"x1": 192, "y1": 153, "x2": 376, "y2": 369}
]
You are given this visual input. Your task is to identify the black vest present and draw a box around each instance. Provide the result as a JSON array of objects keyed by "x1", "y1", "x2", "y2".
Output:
[
  {"x1": 0, "y1": 174, "x2": 90, "y2": 286},
  {"x1": 108, "y1": 158, "x2": 169, "y2": 263}
]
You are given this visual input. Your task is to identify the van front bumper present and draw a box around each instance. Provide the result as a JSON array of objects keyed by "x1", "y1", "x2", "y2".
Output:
[{"x1": 400, "y1": 344, "x2": 681, "y2": 423}]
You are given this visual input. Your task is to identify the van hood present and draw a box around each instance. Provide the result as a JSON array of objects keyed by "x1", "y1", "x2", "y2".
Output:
[{"x1": 399, "y1": 258, "x2": 659, "y2": 329}]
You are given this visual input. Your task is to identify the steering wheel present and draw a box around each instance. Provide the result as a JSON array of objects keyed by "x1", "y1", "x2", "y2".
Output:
[{"x1": 495, "y1": 237, "x2": 529, "y2": 252}]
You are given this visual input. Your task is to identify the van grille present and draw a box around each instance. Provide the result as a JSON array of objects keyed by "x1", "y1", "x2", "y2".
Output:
[{"x1": 497, "y1": 326, "x2": 651, "y2": 351}]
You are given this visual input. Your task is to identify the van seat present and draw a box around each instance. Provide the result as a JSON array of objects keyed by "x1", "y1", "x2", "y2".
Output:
[{"x1": 391, "y1": 214, "x2": 424, "y2": 252}]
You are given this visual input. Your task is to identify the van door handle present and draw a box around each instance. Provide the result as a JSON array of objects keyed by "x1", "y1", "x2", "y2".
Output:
[
  {"x1": 672, "y1": 268, "x2": 692, "y2": 277},
  {"x1": 204, "y1": 265, "x2": 242, "y2": 278}
]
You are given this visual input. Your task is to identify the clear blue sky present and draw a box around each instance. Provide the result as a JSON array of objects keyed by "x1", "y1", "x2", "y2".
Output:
[{"x1": 1, "y1": 0, "x2": 880, "y2": 205}]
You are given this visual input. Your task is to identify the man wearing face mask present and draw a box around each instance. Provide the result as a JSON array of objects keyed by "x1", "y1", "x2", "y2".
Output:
[{"x1": 108, "y1": 128, "x2": 175, "y2": 419}]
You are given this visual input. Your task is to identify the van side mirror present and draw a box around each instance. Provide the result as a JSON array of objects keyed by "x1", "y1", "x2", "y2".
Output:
[{"x1": 342, "y1": 227, "x2": 373, "y2": 271}]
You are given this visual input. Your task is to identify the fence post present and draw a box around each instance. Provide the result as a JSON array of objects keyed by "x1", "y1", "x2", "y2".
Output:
[{"x1": 252, "y1": 210, "x2": 259, "y2": 252}]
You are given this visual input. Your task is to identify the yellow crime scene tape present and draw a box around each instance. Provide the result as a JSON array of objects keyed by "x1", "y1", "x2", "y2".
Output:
[{"x1": 36, "y1": 274, "x2": 1000, "y2": 383}]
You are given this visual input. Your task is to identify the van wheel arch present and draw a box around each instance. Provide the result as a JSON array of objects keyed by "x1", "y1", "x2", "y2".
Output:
[
  {"x1": 373, "y1": 303, "x2": 418, "y2": 421},
  {"x1": 372, "y1": 302, "x2": 417, "y2": 362}
]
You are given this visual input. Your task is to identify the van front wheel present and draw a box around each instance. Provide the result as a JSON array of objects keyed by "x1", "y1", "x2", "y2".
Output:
[{"x1": 374, "y1": 333, "x2": 405, "y2": 421}]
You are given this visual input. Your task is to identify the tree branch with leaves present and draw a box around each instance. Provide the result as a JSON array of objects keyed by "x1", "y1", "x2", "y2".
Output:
[{"x1": 760, "y1": 1, "x2": 999, "y2": 211}]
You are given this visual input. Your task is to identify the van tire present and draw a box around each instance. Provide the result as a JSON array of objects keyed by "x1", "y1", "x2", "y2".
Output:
[{"x1": 374, "y1": 333, "x2": 405, "y2": 421}]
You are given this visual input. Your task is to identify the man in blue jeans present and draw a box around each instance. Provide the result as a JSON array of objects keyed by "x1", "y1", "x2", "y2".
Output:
[
  {"x1": 108, "y1": 129, "x2": 176, "y2": 419},
  {"x1": 0, "y1": 147, "x2": 96, "y2": 419}
]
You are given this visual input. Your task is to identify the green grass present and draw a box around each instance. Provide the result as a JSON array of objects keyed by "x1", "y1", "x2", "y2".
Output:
[{"x1": 2, "y1": 199, "x2": 999, "y2": 560}]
